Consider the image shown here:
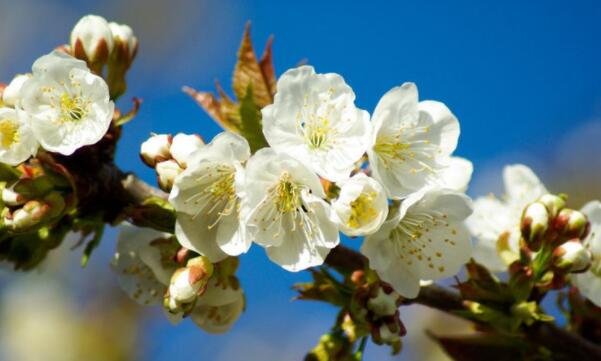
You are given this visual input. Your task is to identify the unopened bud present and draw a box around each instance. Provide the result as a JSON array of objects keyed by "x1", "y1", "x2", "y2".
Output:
[
  {"x1": 109, "y1": 22, "x2": 138, "y2": 60},
  {"x1": 555, "y1": 209, "x2": 588, "y2": 239},
  {"x1": 170, "y1": 133, "x2": 204, "y2": 168},
  {"x1": 521, "y1": 202, "x2": 549, "y2": 251},
  {"x1": 367, "y1": 286, "x2": 400, "y2": 317},
  {"x1": 378, "y1": 324, "x2": 402, "y2": 344},
  {"x1": 553, "y1": 240, "x2": 591, "y2": 273},
  {"x1": 70, "y1": 15, "x2": 114, "y2": 66},
  {"x1": 156, "y1": 160, "x2": 182, "y2": 191},
  {"x1": 4, "y1": 200, "x2": 49, "y2": 231},
  {"x1": 106, "y1": 22, "x2": 138, "y2": 99},
  {"x1": 140, "y1": 134, "x2": 172, "y2": 167},
  {"x1": 2, "y1": 74, "x2": 30, "y2": 107},
  {"x1": 538, "y1": 194, "x2": 566, "y2": 218},
  {"x1": 168, "y1": 256, "x2": 213, "y2": 303},
  {"x1": 2, "y1": 186, "x2": 25, "y2": 206}
]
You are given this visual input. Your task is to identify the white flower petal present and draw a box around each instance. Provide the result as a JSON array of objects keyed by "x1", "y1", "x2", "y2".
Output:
[
  {"x1": 332, "y1": 173, "x2": 388, "y2": 237},
  {"x1": 2, "y1": 74, "x2": 31, "y2": 107},
  {"x1": 262, "y1": 65, "x2": 370, "y2": 182},
  {"x1": 467, "y1": 164, "x2": 548, "y2": 271},
  {"x1": 169, "y1": 132, "x2": 251, "y2": 260},
  {"x1": 362, "y1": 188, "x2": 473, "y2": 297},
  {"x1": 0, "y1": 107, "x2": 38, "y2": 165},
  {"x1": 243, "y1": 148, "x2": 339, "y2": 271},
  {"x1": 440, "y1": 157, "x2": 473, "y2": 192},
  {"x1": 174, "y1": 212, "x2": 229, "y2": 262},
  {"x1": 20, "y1": 52, "x2": 114, "y2": 155},
  {"x1": 369, "y1": 83, "x2": 461, "y2": 199},
  {"x1": 503, "y1": 164, "x2": 548, "y2": 207},
  {"x1": 111, "y1": 224, "x2": 175, "y2": 305},
  {"x1": 191, "y1": 280, "x2": 244, "y2": 334}
]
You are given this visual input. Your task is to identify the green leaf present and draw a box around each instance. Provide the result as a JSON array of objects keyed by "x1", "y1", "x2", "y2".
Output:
[{"x1": 239, "y1": 84, "x2": 268, "y2": 153}]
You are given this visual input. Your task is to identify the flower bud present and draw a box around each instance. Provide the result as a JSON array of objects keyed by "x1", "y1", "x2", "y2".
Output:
[
  {"x1": 2, "y1": 186, "x2": 26, "y2": 206},
  {"x1": 156, "y1": 160, "x2": 182, "y2": 191},
  {"x1": 4, "y1": 200, "x2": 49, "y2": 231},
  {"x1": 140, "y1": 134, "x2": 172, "y2": 167},
  {"x1": 106, "y1": 22, "x2": 138, "y2": 99},
  {"x1": 170, "y1": 133, "x2": 204, "y2": 168},
  {"x1": 367, "y1": 285, "x2": 400, "y2": 317},
  {"x1": 168, "y1": 256, "x2": 213, "y2": 303},
  {"x1": 538, "y1": 194, "x2": 566, "y2": 218},
  {"x1": 552, "y1": 240, "x2": 592, "y2": 273},
  {"x1": 521, "y1": 202, "x2": 549, "y2": 251},
  {"x1": 109, "y1": 22, "x2": 138, "y2": 60},
  {"x1": 70, "y1": 15, "x2": 114, "y2": 66},
  {"x1": 2, "y1": 74, "x2": 30, "y2": 107},
  {"x1": 555, "y1": 208, "x2": 588, "y2": 239}
]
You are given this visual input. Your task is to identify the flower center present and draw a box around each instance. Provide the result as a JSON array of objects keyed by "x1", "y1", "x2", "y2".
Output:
[
  {"x1": 59, "y1": 92, "x2": 89, "y2": 123},
  {"x1": 184, "y1": 165, "x2": 237, "y2": 228},
  {"x1": 304, "y1": 118, "x2": 333, "y2": 150},
  {"x1": 347, "y1": 191, "x2": 378, "y2": 229},
  {"x1": 275, "y1": 172, "x2": 301, "y2": 213},
  {"x1": 373, "y1": 126, "x2": 437, "y2": 173},
  {"x1": 0, "y1": 119, "x2": 20, "y2": 148}
]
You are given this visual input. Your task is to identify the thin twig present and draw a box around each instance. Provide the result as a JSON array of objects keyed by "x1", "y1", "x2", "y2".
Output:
[{"x1": 324, "y1": 245, "x2": 601, "y2": 361}]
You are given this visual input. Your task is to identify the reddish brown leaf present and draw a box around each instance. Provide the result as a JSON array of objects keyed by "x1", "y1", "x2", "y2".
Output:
[
  {"x1": 259, "y1": 35, "x2": 276, "y2": 96},
  {"x1": 232, "y1": 22, "x2": 273, "y2": 108}
]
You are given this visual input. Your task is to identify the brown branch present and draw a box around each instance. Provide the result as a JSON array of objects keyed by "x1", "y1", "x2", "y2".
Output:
[
  {"x1": 325, "y1": 245, "x2": 601, "y2": 361},
  {"x1": 109, "y1": 174, "x2": 601, "y2": 360}
]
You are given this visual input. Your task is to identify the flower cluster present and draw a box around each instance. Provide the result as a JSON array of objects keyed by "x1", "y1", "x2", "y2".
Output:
[
  {"x1": 111, "y1": 223, "x2": 244, "y2": 333},
  {"x1": 156, "y1": 64, "x2": 474, "y2": 297},
  {"x1": 0, "y1": 15, "x2": 140, "y2": 166},
  {"x1": 6, "y1": 14, "x2": 601, "y2": 360},
  {"x1": 468, "y1": 164, "x2": 601, "y2": 306}
]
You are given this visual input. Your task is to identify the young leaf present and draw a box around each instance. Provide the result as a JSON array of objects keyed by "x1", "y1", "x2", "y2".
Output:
[
  {"x1": 238, "y1": 84, "x2": 268, "y2": 153},
  {"x1": 232, "y1": 22, "x2": 273, "y2": 108}
]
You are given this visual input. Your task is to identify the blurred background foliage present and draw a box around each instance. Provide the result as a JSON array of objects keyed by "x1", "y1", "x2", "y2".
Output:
[{"x1": 0, "y1": 0, "x2": 600, "y2": 360}]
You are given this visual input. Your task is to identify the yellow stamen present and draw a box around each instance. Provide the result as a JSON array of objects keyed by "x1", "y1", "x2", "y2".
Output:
[
  {"x1": 347, "y1": 191, "x2": 377, "y2": 229},
  {"x1": 0, "y1": 119, "x2": 20, "y2": 148}
]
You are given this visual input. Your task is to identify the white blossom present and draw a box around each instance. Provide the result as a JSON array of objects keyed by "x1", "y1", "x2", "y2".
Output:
[
  {"x1": 361, "y1": 187, "x2": 473, "y2": 298},
  {"x1": 170, "y1": 132, "x2": 251, "y2": 262},
  {"x1": 0, "y1": 107, "x2": 38, "y2": 165},
  {"x1": 111, "y1": 223, "x2": 177, "y2": 305},
  {"x1": 332, "y1": 173, "x2": 388, "y2": 237},
  {"x1": 572, "y1": 201, "x2": 601, "y2": 307},
  {"x1": 70, "y1": 15, "x2": 114, "y2": 62},
  {"x1": 170, "y1": 133, "x2": 204, "y2": 168},
  {"x1": 2, "y1": 74, "x2": 31, "y2": 108},
  {"x1": 262, "y1": 65, "x2": 370, "y2": 182},
  {"x1": 466, "y1": 164, "x2": 547, "y2": 271},
  {"x1": 243, "y1": 148, "x2": 340, "y2": 271},
  {"x1": 367, "y1": 83, "x2": 471, "y2": 198},
  {"x1": 190, "y1": 279, "x2": 245, "y2": 334},
  {"x1": 18, "y1": 51, "x2": 114, "y2": 155}
]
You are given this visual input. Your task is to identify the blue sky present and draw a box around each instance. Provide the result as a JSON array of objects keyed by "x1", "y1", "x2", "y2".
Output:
[{"x1": 1, "y1": 0, "x2": 601, "y2": 360}]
